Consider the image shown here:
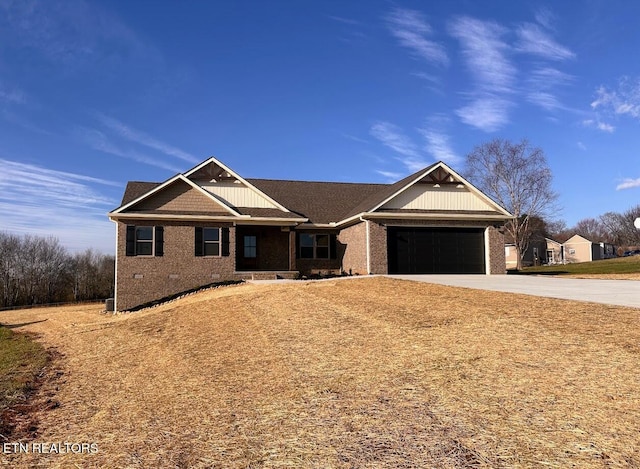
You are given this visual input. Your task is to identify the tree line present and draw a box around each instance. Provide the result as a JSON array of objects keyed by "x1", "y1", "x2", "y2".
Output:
[{"x1": 0, "y1": 232, "x2": 114, "y2": 309}]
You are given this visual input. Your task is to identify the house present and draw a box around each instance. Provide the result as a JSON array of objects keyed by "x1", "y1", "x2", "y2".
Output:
[
  {"x1": 505, "y1": 239, "x2": 549, "y2": 269},
  {"x1": 108, "y1": 157, "x2": 513, "y2": 311},
  {"x1": 506, "y1": 233, "x2": 618, "y2": 269},
  {"x1": 563, "y1": 234, "x2": 616, "y2": 263},
  {"x1": 544, "y1": 237, "x2": 565, "y2": 265}
]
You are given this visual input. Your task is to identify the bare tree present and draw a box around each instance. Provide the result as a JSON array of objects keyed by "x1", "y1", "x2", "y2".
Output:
[
  {"x1": 0, "y1": 232, "x2": 115, "y2": 308},
  {"x1": 573, "y1": 218, "x2": 611, "y2": 243},
  {"x1": 601, "y1": 204, "x2": 640, "y2": 247},
  {"x1": 0, "y1": 233, "x2": 21, "y2": 307},
  {"x1": 545, "y1": 219, "x2": 571, "y2": 243},
  {"x1": 465, "y1": 139, "x2": 559, "y2": 270}
]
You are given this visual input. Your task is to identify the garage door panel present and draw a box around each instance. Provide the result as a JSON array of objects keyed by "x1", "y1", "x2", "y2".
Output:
[{"x1": 388, "y1": 227, "x2": 485, "y2": 274}]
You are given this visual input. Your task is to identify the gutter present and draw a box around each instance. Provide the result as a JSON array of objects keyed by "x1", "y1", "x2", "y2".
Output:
[
  {"x1": 109, "y1": 213, "x2": 308, "y2": 225},
  {"x1": 360, "y1": 216, "x2": 371, "y2": 274},
  {"x1": 362, "y1": 212, "x2": 513, "y2": 221}
]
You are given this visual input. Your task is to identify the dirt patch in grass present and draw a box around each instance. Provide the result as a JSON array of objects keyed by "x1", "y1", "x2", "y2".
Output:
[
  {"x1": 0, "y1": 324, "x2": 52, "y2": 442},
  {"x1": 1, "y1": 278, "x2": 639, "y2": 467}
]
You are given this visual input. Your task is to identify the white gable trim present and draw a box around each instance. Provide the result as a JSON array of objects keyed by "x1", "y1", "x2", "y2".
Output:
[
  {"x1": 110, "y1": 174, "x2": 245, "y2": 217},
  {"x1": 369, "y1": 161, "x2": 513, "y2": 218},
  {"x1": 184, "y1": 156, "x2": 291, "y2": 212}
]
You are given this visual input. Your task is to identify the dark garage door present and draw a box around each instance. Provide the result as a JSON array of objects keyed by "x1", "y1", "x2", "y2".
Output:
[{"x1": 387, "y1": 227, "x2": 485, "y2": 274}]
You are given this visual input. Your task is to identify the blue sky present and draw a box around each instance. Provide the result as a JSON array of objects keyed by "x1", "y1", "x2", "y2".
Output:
[{"x1": 1, "y1": 0, "x2": 640, "y2": 253}]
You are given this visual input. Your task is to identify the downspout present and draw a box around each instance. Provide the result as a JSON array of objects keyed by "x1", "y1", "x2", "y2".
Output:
[
  {"x1": 111, "y1": 219, "x2": 118, "y2": 312},
  {"x1": 484, "y1": 226, "x2": 491, "y2": 275},
  {"x1": 360, "y1": 216, "x2": 371, "y2": 274}
]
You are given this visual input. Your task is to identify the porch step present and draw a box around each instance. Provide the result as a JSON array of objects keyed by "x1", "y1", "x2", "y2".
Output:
[
  {"x1": 234, "y1": 271, "x2": 299, "y2": 281},
  {"x1": 251, "y1": 272, "x2": 278, "y2": 281}
]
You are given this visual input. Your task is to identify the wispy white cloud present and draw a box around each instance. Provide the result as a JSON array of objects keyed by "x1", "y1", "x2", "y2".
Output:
[
  {"x1": 369, "y1": 121, "x2": 429, "y2": 172},
  {"x1": 582, "y1": 119, "x2": 615, "y2": 133},
  {"x1": 411, "y1": 71, "x2": 440, "y2": 84},
  {"x1": 0, "y1": 84, "x2": 25, "y2": 104},
  {"x1": 370, "y1": 121, "x2": 420, "y2": 158},
  {"x1": 455, "y1": 96, "x2": 512, "y2": 133},
  {"x1": 527, "y1": 91, "x2": 563, "y2": 111},
  {"x1": 342, "y1": 133, "x2": 369, "y2": 144},
  {"x1": 598, "y1": 122, "x2": 614, "y2": 132},
  {"x1": 95, "y1": 114, "x2": 199, "y2": 164},
  {"x1": 534, "y1": 7, "x2": 555, "y2": 30},
  {"x1": 418, "y1": 117, "x2": 460, "y2": 163},
  {"x1": 1, "y1": 110, "x2": 54, "y2": 135},
  {"x1": 577, "y1": 141, "x2": 587, "y2": 150},
  {"x1": 591, "y1": 78, "x2": 640, "y2": 118},
  {"x1": 449, "y1": 16, "x2": 515, "y2": 94},
  {"x1": 516, "y1": 23, "x2": 575, "y2": 61},
  {"x1": 616, "y1": 178, "x2": 640, "y2": 190},
  {"x1": 0, "y1": 158, "x2": 118, "y2": 252},
  {"x1": 328, "y1": 15, "x2": 361, "y2": 26},
  {"x1": 76, "y1": 127, "x2": 183, "y2": 173},
  {"x1": 386, "y1": 8, "x2": 448, "y2": 66},
  {"x1": 528, "y1": 67, "x2": 574, "y2": 88},
  {"x1": 524, "y1": 65, "x2": 574, "y2": 113},
  {"x1": 0, "y1": 0, "x2": 153, "y2": 66},
  {"x1": 376, "y1": 170, "x2": 403, "y2": 180},
  {"x1": 448, "y1": 16, "x2": 515, "y2": 131}
]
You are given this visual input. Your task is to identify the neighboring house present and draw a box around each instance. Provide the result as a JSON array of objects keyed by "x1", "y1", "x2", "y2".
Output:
[
  {"x1": 563, "y1": 234, "x2": 616, "y2": 263},
  {"x1": 544, "y1": 238, "x2": 565, "y2": 265},
  {"x1": 505, "y1": 234, "x2": 616, "y2": 269},
  {"x1": 504, "y1": 241, "x2": 547, "y2": 269},
  {"x1": 108, "y1": 157, "x2": 513, "y2": 311}
]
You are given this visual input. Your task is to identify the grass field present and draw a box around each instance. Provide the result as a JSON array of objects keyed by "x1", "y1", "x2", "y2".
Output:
[
  {"x1": 0, "y1": 324, "x2": 48, "y2": 439},
  {"x1": 1, "y1": 277, "x2": 639, "y2": 468},
  {"x1": 518, "y1": 254, "x2": 640, "y2": 279}
]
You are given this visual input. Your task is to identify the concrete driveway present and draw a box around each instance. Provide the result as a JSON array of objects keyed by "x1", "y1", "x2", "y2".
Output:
[{"x1": 387, "y1": 274, "x2": 640, "y2": 309}]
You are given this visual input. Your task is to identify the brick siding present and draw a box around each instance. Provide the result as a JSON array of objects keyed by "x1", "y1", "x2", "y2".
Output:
[
  {"x1": 116, "y1": 220, "x2": 236, "y2": 311},
  {"x1": 338, "y1": 223, "x2": 367, "y2": 275}
]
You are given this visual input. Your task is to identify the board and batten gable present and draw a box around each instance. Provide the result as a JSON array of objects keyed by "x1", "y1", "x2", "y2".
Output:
[
  {"x1": 380, "y1": 182, "x2": 498, "y2": 211},
  {"x1": 197, "y1": 180, "x2": 282, "y2": 209}
]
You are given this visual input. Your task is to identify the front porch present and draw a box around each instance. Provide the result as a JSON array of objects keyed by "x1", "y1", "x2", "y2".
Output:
[
  {"x1": 234, "y1": 270, "x2": 299, "y2": 281},
  {"x1": 235, "y1": 225, "x2": 296, "y2": 272}
]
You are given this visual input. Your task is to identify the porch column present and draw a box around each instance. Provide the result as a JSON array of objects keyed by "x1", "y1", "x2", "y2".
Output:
[{"x1": 289, "y1": 230, "x2": 296, "y2": 271}]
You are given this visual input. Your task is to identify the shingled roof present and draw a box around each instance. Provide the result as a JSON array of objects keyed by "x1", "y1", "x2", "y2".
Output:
[
  {"x1": 115, "y1": 159, "x2": 510, "y2": 224},
  {"x1": 119, "y1": 178, "x2": 386, "y2": 224},
  {"x1": 121, "y1": 181, "x2": 161, "y2": 206},
  {"x1": 246, "y1": 179, "x2": 384, "y2": 224}
]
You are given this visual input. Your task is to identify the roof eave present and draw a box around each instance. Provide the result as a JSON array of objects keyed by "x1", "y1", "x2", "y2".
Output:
[
  {"x1": 362, "y1": 212, "x2": 513, "y2": 222},
  {"x1": 109, "y1": 212, "x2": 307, "y2": 225}
]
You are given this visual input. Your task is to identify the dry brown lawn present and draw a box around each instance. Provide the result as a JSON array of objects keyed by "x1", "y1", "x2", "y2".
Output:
[{"x1": 1, "y1": 277, "x2": 639, "y2": 468}]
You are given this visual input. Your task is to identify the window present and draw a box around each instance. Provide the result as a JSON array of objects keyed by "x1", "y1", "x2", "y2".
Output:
[
  {"x1": 195, "y1": 227, "x2": 230, "y2": 257},
  {"x1": 298, "y1": 233, "x2": 334, "y2": 259},
  {"x1": 244, "y1": 235, "x2": 257, "y2": 258},
  {"x1": 126, "y1": 226, "x2": 164, "y2": 257},
  {"x1": 136, "y1": 227, "x2": 153, "y2": 255},
  {"x1": 203, "y1": 228, "x2": 221, "y2": 256}
]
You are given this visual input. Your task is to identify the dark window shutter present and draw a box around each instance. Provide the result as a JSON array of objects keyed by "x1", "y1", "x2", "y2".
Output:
[
  {"x1": 155, "y1": 226, "x2": 164, "y2": 257},
  {"x1": 221, "y1": 227, "x2": 230, "y2": 256},
  {"x1": 330, "y1": 234, "x2": 337, "y2": 259},
  {"x1": 195, "y1": 227, "x2": 203, "y2": 256},
  {"x1": 126, "y1": 225, "x2": 136, "y2": 256}
]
